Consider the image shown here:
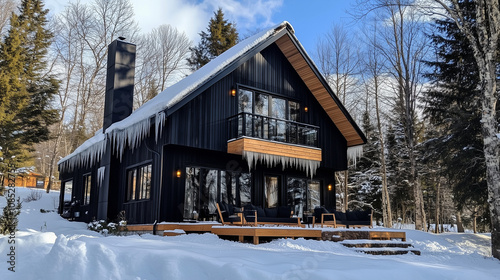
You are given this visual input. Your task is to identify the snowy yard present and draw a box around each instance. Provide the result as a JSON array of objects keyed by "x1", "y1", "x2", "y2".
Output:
[{"x1": 0, "y1": 187, "x2": 499, "y2": 280}]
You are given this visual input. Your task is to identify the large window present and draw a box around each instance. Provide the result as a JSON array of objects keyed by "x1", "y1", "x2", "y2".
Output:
[
  {"x1": 286, "y1": 178, "x2": 321, "y2": 218},
  {"x1": 183, "y1": 167, "x2": 251, "y2": 220},
  {"x1": 83, "y1": 174, "x2": 91, "y2": 205},
  {"x1": 233, "y1": 87, "x2": 318, "y2": 147},
  {"x1": 126, "y1": 163, "x2": 152, "y2": 201}
]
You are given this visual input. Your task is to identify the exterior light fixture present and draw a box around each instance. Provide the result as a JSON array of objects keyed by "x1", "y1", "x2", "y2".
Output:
[
  {"x1": 231, "y1": 87, "x2": 236, "y2": 97},
  {"x1": 176, "y1": 169, "x2": 181, "y2": 178},
  {"x1": 328, "y1": 184, "x2": 332, "y2": 191},
  {"x1": 304, "y1": 106, "x2": 309, "y2": 113}
]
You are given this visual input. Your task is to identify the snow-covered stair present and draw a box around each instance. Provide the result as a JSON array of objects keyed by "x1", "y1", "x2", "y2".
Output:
[{"x1": 341, "y1": 241, "x2": 421, "y2": 255}]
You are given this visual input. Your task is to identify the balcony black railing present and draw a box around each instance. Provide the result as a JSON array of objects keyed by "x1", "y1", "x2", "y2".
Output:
[{"x1": 228, "y1": 112, "x2": 319, "y2": 148}]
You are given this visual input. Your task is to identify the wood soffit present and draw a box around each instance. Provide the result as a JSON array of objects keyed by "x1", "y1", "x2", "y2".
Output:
[{"x1": 275, "y1": 34, "x2": 365, "y2": 147}]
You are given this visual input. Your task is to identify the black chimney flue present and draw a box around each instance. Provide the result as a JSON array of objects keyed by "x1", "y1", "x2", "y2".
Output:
[{"x1": 103, "y1": 39, "x2": 136, "y2": 132}]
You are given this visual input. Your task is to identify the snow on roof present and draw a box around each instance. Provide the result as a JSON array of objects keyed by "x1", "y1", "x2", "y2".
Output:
[{"x1": 58, "y1": 21, "x2": 293, "y2": 171}]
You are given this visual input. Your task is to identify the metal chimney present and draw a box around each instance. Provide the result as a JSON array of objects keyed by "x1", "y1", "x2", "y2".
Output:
[{"x1": 103, "y1": 38, "x2": 136, "y2": 132}]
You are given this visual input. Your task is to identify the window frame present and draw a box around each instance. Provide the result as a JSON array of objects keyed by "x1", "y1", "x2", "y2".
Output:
[
  {"x1": 236, "y1": 85, "x2": 302, "y2": 122},
  {"x1": 126, "y1": 161, "x2": 153, "y2": 202},
  {"x1": 183, "y1": 165, "x2": 252, "y2": 220},
  {"x1": 82, "y1": 173, "x2": 92, "y2": 205}
]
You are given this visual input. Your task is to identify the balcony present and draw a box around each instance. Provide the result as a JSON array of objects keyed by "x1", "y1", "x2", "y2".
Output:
[
  {"x1": 227, "y1": 113, "x2": 322, "y2": 165},
  {"x1": 228, "y1": 112, "x2": 319, "y2": 147}
]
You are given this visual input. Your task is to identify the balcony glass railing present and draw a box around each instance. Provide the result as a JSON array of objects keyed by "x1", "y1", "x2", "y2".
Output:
[{"x1": 228, "y1": 112, "x2": 319, "y2": 147}]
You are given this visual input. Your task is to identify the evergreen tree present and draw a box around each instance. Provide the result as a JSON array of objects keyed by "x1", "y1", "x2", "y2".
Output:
[
  {"x1": 187, "y1": 8, "x2": 238, "y2": 70},
  {"x1": 422, "y1": 0, "x2": 492, "y2": 229},
  {"x1": 0, "y1": 0, "x2": 58, "y2": 169},
  {"x1": 386, "y1": 123, "x2": 413, "y2": 223},
  {"x1": 0, "y1": 197, "x2": 21, "y2": 234},
  {"x1": 349, "y1": 111, "x2": 382, "y2": 218}
]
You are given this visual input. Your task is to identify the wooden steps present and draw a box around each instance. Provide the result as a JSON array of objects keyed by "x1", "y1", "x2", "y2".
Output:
[
  {"x1": 341, "y1": 241, "x2": 421, "y2": 256},
  {"x1": 342, "y1": 242, "x2": 412, "y2": 248}
]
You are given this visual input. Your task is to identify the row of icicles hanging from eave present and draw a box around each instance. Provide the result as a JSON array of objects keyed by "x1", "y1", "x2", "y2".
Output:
[{"x1": 242, "y1": 145, "x2": 363, "y2": 179}]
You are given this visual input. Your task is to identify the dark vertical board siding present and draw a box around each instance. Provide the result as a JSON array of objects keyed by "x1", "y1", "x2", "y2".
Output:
[
  {"x1": 61, "y1": 41, "x2": 349, "y2": 224},
  {"x1": 167, "y1": 43, "x2": 347, "y2": 169},
  {"x1": 59, "y1": 165, "x2": 98, "y2": 223}
]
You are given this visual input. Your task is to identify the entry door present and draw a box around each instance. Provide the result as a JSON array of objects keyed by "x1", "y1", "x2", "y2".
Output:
[
  {"x1": 287, "y1": 178, "x2": 307, "y2": 218},
  {"x1": 264, "y1": 175, "x2": 279, "y2": 208}
]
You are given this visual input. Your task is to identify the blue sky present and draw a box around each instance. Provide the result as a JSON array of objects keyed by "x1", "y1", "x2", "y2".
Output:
[
  {"x1": 45, "y1": 0, "x2": 357, "y2": 56},
  {"x1": 270, "y1": 1, "x2": 356, "y2": 53}
]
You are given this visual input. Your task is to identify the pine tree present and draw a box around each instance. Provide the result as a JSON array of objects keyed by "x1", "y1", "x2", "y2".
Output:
[
  {"x1": 0, "y1": 197, "x2": 21, "y2": 234},
  {"x1": 422, "y1": 0, "x2": 492, "y2": 230},
  {"x1": 386, "y1": 123, "x2": 413, "y2": 223},
  {"x1": 0, "y1": 0, "x2": 58, "y2": 169},
  {"x1": 187, "y1": 8, "x2": 238, "y2": 70},
  {"x1": 349, "y1": 111, "x2": 382, "y2": 218}
]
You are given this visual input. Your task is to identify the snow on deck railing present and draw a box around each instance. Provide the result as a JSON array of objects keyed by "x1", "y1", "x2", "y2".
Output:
[{"x1": 58, "y1": 22, "x2": 293, "y2": 173}]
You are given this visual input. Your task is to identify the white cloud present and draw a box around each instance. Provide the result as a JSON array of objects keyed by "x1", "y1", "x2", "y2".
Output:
[
  {"x1": 133, "y1": 0, "x2": 283, "y2": 42},
  {"x1": 44, "y1": 0, "x2": 282, "y2": 43}
]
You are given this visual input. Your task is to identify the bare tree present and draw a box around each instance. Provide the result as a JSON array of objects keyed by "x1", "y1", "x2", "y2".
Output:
[
  {"x1": 35, "y1": 0, "x2": 139, "y2": 192},
  {"x1": 316, "y1": 24, "x2": 363, "y2": 212},
  {"x1": 53, "y1": 0, "x2": 139, "y2": 151},
  {"x1": 428, "y1": 0, "x2": 500, "y2": 260},
  {"x1": 135, "y1": 24, "x2": 191, "y2": 107},
  {"x1": 355, "y1": 0, "x2": 429, "y2": 230},
  {"x1": 316, "y1": 24, "x2": 363, "y2": 112},
  {"x1": 362, "y1": 21, "x2": 394, "y2": 228}
]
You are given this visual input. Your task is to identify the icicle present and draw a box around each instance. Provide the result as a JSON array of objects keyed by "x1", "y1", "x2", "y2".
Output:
[
  {"x1": 58, "y1": 133, "x2": 106, "y2": 173},
  {"x1": 242, "y1": 151, "x2": 320, "y2": 178},
  {"x1": 155, "y1": 111, "x2": 166, "y2": 143},
  {"x1": 347, "y1": 145, "x2": 363, "y2": 166},
  {"x1": 110, "y1": 118, "x2": 151, "y2": 161},
  {"x1": 97, "y1": 166, "x2": 106, "y2": 187}
]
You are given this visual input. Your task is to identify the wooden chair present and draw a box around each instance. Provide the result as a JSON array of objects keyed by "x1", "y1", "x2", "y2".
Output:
[{"x1": 216, "y1": 202, "x2": 243, "y2": 226}]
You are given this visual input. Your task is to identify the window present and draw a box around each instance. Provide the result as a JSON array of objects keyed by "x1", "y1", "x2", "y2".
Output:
[
  {"x1": 83, "y1": 174, "x2": 91, "y2": 205},
  {"x1": 183, "y1": 167, "x2": 252, "y2": 220},
  {"x1": 126, "y1": 163, "x2": 152, "y2": 201},
  {"x1": 287, "y1": 178, "x2": 321, "y2": 218},
  {"x1": 265, "y1": 176, "x2": 279, "y2": 208},
  {"x1": 307, "y1": 180, "x2": 321, "y2": 212},
  {"x1": 234, "y1": 87, "x2": 318, "y2": 147},
  {"x1": 63, "y1": 180, "x2": 73, "y2": 194}
]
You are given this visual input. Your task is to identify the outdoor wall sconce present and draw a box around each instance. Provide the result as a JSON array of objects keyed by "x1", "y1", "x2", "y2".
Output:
[
  {"x1": 328, "y1": 184, "x2": 332, "y2": 191},
  {"x1": 176, "y1": 169, "x2": 181, "y2": 178},
  {"x1": 304, "y1": 106, "x2": 308, "y2": 113},
  {"x1": 231, "y1": 87, "x2": 236, "y2": 97}
]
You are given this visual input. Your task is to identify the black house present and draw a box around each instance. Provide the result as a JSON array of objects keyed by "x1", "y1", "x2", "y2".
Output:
[{"x1": 58, "y1": 22, "x2": 366, "y2": 224}]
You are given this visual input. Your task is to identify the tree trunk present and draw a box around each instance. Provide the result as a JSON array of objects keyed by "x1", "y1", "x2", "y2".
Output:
[
  {"x1": 435, "y1": 178, "x2": 441, "y2": 234},
  {"x1": 344, "y1": 170, "x2": 348, "y2": 212},
  {"x1": 456, "y1": 211, "x2": 465, "y2": 233},
  {"x1": 374, "y1": 75, "x2": 393, "y2": 228},
  {"x1": 433, "y1": 0, "x2": 500, "y2": 260},
  {"x1": 473, "y1": 208, "x2": 478, "y2": 234}
]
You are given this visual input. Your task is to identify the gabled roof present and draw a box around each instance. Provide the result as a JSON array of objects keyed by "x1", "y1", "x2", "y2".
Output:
[{"x1": 59, "y1": 21, "x2": 366, "y2": 172}]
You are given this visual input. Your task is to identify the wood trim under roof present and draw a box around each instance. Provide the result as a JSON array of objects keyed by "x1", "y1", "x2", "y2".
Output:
[{"x1": 275, "y1": 34, "x2": 366, "y2": 147}]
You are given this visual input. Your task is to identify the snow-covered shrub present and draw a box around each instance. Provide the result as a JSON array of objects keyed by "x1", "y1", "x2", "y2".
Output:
[
  {"x1": 87, "y1": 211, "x2": 128, "y2": 236},
  {"x1": 24, "y1": 189, "x2": 43, "y2": 202}
]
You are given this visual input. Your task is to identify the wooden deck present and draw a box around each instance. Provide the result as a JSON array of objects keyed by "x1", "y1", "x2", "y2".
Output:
[
  {"x1": 369, "y1": 231, "x2": 406, "y2": 242},
  {"x1": 125, "y1": 222, "x2": 221, "y2": 235},
  {"x1": 123, "y1": 223, "x2": 407, "y2": 245},
  {"x1": 211, "y1": 226, "x2": 323, "y2": 245}
]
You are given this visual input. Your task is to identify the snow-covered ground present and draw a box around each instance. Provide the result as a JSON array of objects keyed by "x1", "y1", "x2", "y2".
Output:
[{"x1": 0, "y1": 187, "x2": 499, "y2": 280}]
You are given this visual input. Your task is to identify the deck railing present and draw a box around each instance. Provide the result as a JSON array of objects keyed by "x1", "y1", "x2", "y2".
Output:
[{"x1": 228, "y1": 112, "x2": 319, "y2": 148}]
